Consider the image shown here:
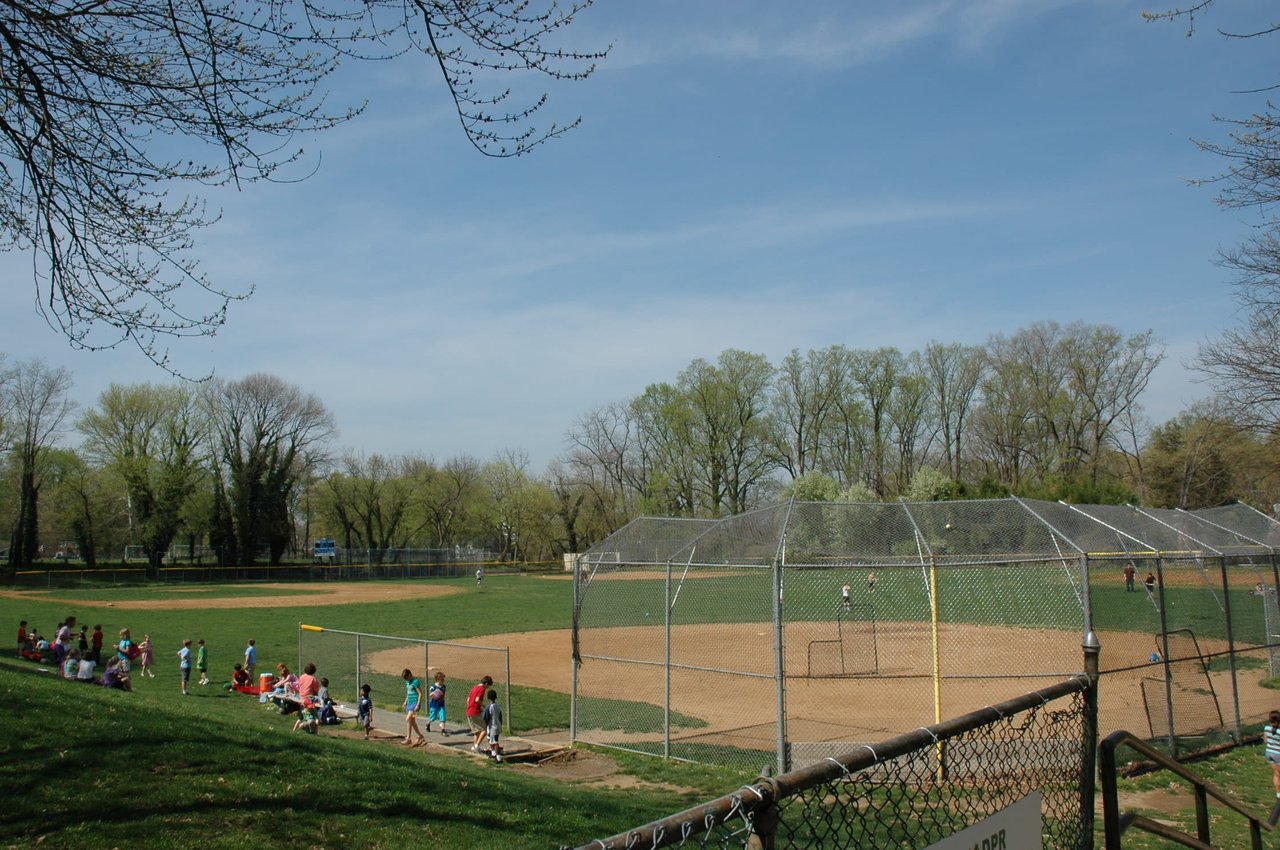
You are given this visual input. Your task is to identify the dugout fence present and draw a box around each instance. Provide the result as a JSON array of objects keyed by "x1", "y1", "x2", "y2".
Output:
[
  {"x1": 571, "y1": 498, "x2": 1280, "y2": 773},
  {"x1": 566, "y1": 673, "x2": 1096, "y2": 850},
  {"x1": 296, "y1": 624, "x2": 512, "y2": 731}
]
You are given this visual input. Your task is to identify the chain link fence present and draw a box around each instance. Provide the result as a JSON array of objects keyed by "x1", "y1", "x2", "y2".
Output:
[
  {"x1": 10, "y1": 552, "x2": 508, "y2": 588},
  {"x1": 566, "y1": 674, "x2": 1094, "y2": 850},
  {"x1": 296, "y1": 624, "x2": 511, "y2": 731},
  {"x1": 573, "y1": 498, "x2": 1280, "y2": 771}
]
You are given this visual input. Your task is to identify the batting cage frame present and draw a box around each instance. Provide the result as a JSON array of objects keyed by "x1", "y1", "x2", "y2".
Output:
[{"x1": 571, "y1": 498, "x2": 1280, "y2": 774}]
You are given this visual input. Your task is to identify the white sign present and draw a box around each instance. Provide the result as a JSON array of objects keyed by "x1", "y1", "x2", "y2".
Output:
[{"x1": 925, "y1": 791, "x2": 1043, "y2": 850}]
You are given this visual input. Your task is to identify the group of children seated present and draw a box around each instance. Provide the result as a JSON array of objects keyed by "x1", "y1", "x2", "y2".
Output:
[
  {"x1": 17, "y1": 619, "x2": 131, "y2": 690},
  {"x1": 18, "y1": 628, "x2": 51, "y2": 663},
  {"x1": 55, "y1": 648, "x2": 133, "y2": 690},
  {"x1": 222, "y1": 660, "x2": 340, "y2": 733}
]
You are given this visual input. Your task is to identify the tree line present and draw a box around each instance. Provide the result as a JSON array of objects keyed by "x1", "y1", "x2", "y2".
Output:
[
  {"x1": 563, "y1": 319, "x2": 1277, "y2": 529},
  {"x1": 3, "y1": 317, "x2": 1277, "y2": 573}
]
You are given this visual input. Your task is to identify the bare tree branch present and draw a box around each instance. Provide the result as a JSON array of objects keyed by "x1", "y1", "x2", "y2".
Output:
[{"x1": 0, "y1": 0, "x2": 606, "y2": 370}]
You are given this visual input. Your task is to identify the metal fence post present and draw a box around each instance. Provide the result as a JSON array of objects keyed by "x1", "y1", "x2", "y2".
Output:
[
  {"x1": 570, "y1": 557, "x2": 578, "y2": 746},
  {"x1": 1218, "y1": 555, "x2": 1243, "y2": 743},
  {"x1": 664, "y1": 558, "x2": 672, "y2": 761},
  {"x1": 1155, "y1": 555, "x2": 1177, "y2": 757},
  {"x1": 773, "y1": 533, "x2": 787, "y2": 776},
  {"x1": 1081, "y1": 628, "x2": 1101, "y2": 850},
  {"x1": 746, "y1": 793, "x2": 779, "y2": 850}
]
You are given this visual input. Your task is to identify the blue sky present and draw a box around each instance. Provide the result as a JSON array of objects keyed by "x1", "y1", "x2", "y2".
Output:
[{"x1": 2, "y1": 0, "x2": 1275, "y2": 469}]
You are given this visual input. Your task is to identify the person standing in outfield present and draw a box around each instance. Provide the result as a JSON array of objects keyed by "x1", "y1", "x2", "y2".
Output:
[
  {"x1": 400, "y1": 668, "x2": 427, "y2": 747},
  {"x1": 840, "y1": 583, "x2": 851, "y2": 611},
  {"x1": 482, "y1": 689, "x2": 503, "y2": 763},
  {"x1": 138, "y1": 633, "x2": 155, "y2": 678},
  {"x1": 1123, "y1": 562, "x2": 1136, "y2": 592},
  {"x1": 476, "y1": 567, "x2": 484, "y2": 588},
  {"x1": 426, "y1": 671, "x2": 448, "y2": 734},
  {"x1": 358, "y1": 684, "x2": 374, "y2": 740},
  {"x1": 468, "y1": 675, "x2": 493, "y2": 751},
  {"x1": 196, "y1": 639, "x2": 209, "y2": 685},
  {"x1": 243, "y1": 639, "x2": 257, "y2": 681},
  {"x1": 177, "y1": 639, "x2": 192, "y2": 695}
]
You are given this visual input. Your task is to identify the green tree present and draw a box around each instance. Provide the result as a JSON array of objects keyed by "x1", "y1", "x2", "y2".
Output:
[
  {"x1": 782, "y1": 471, "x2": 841, "y2": 502},
  {"x1": 42, "y1": 449, "x2": 130, "y2": 568},
  {"x1": 4, "y1": 359, "x2": 75, "y2": 569},
  {"x1": 922, "y1": 342, "x2": 985, "y2": 482},
  {"x1": 1144, "y1": 404, "x2": 1250, "y2": 509},
  {"x1": 975, "y1": 321, "x2": 1161, "y2": 495},
  {"x1": 207, "y1": 374, "x2": 333, "y2": 565},
  {"x1": 839, "y1": 481, "x2": 878, "y2": 503},
  {"x1": 846, "y1": 348, "x2": 902, "y2": 498},
  {"x1": 631, "y1": 383, "x2": 698, "y2": 516},
  {"x1": 79, "y1": 383, "x2": 206, "y2": 574},
  {"x1": 671, "y1": 351, "x2": 777, "y2": 516},
  {"x1": 887, "y1": 354, "x2": 932, "y2": 495},
  {"x1": 772, "y1": 346, "x2": 847, "y2": 479},
  {"x1": 320, "y1": 452, "x2": 413, "y2": 556},
  {"x1": 483, "y1": 450, "x2": 561, "y2": 561},
  {"x1": 400, "y1": 455, "x2": 488, "y2": 548},
  {"x1": 563, "y1": 401, "x2": 645, "y2": 536},
  {"x1": 902, "y1": 466, "x2": 956, "y2": 502}
]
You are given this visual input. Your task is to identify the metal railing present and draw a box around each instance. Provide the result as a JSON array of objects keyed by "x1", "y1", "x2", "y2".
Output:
[
  {"x1": 566, "y1": 674, "x2": 1095, "y2": 850},
  {"x1": 1098, "y1": 729, "x2": 1272, "y2": 850}
]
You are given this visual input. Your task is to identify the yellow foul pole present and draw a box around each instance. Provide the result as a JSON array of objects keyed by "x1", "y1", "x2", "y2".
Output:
[{"x1": 930, "y1": 557, "x2": 943, "y2": 782}]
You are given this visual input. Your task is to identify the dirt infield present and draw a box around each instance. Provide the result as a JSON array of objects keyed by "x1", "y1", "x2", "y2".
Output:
[
  {"x1": 0, "y1": 582, "x2": 461, "y2": 609},
  {"x1": 475, "y1": 623, "x2": 1132, "y2": 742},
  {"x1": 463, "y1": 621, "x2": 1275, "y2": 753}
]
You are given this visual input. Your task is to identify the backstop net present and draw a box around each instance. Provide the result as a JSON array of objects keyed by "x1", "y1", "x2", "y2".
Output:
[{"x1": 572, "y1": 498, "x2": 1280, "y2": 772}]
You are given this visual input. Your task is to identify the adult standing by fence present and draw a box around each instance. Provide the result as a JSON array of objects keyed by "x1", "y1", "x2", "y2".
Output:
[
  {"x1": 468, "y1": 675, "x2": 493, "y2": 751},
  {"x1": 1123, "y1": 562, "x2": 1136, "y2": 592}
]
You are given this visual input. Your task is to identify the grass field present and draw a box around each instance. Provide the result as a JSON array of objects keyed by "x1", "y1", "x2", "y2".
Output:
[
  {"x1": 2, "y1": 574, "x2": 568, "y2": 669},
  {"x1": 575, "y1": 561, "x2": 1273, "y2": 645}
]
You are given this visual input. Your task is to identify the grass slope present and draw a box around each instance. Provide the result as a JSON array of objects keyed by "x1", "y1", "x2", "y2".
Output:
[
  {"x1": 0, "y1": 661, "x2": 743, "y2": 849},
  {"x1": 1109, "y1": 742, "x2": 1278, "y2": 850}
]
